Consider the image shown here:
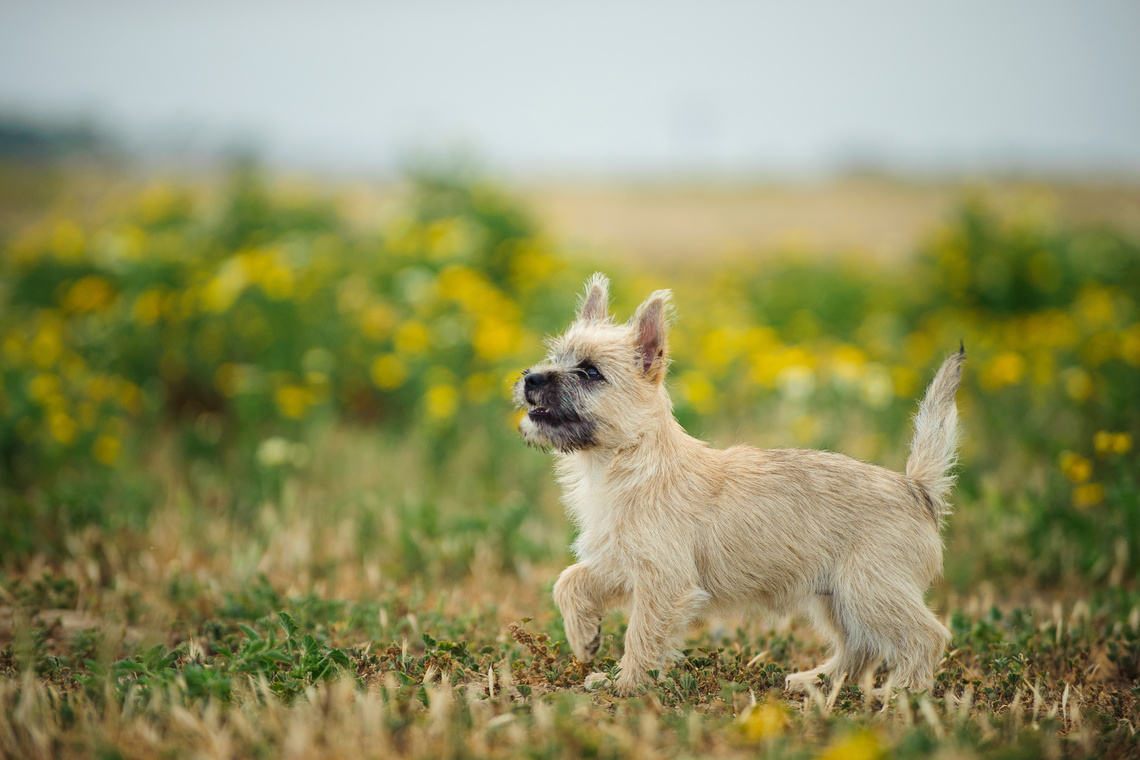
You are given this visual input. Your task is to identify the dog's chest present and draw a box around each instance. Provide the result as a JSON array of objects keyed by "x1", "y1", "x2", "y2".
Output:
[{"x1": 557, "y1": 453, "x2": 675, "y2": 564}]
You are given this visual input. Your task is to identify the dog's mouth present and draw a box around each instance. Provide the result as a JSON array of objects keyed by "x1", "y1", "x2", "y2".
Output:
[{"x1": 527, "y1": 405, "x2": 579, "y2": 425}]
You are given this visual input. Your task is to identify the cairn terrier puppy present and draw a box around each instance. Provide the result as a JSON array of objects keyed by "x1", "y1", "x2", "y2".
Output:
[{"x1": 514, "y1": 274, "x2": 964, "y2": 697}]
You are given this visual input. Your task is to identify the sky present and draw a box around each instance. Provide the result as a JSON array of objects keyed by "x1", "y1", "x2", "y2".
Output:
[{"x1": 2, "y1": 0, "x2": 1139, "y2": 177}]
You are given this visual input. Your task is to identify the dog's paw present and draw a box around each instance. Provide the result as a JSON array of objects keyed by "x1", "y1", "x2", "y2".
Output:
[
  {"x1": 613, "y1": 676, "x2": 643, "y2": 697},
  {"x1": 583, "y1": 672, "x2": 609, "y2": 691},
  {"x1": 567, "y1": 621, "x2": 602, "y2": 662},
  {"x1": 783, "y1": 670, "x2": 823, "y2": 693}
]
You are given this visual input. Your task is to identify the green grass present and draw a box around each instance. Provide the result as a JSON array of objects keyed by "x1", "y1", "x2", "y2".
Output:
[
  {"x1": 1, "y1": 167, "x2": 1139, "y2": 758},
  {"x1": 2, "y1": 428, "x2": 1138, "y2": 759}
]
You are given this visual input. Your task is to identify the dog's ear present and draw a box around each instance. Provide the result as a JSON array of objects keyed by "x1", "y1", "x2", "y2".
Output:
[
  {"x1": 631, "y1": 290, "x2": 671, "y2": 383},
  {"x1": 577, "y1": 273, "x2": 610, "y2": 323}
]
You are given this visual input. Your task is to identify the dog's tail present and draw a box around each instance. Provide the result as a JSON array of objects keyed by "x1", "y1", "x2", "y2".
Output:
[{"x1": 905, "y1": 345, "x2": 966, "y2": 513}]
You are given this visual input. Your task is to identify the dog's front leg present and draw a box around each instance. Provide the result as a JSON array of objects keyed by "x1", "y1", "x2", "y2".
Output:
[
  {"x1": 553, "y1": 563, "x2": 622, "y2": 663},
  {"x1": 615, "y1": 581, "x2": 708, "y2": 697}
]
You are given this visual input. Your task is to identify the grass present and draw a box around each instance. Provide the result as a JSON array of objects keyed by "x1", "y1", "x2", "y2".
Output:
[
  {"x1": 2, "y1": 427, "x2": 1138, "y2": 759},
  {"x1": 1, "y1": 165, "x2": 1139, "y2": 758}
]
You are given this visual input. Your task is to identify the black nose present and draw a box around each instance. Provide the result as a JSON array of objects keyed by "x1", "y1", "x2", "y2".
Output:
[{"x1": 524, "y1": 372, "x2": 548, "y2": 391}]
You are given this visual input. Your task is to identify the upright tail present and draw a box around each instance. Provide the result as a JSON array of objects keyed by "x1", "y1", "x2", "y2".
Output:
[{"x1": 905, "y1": 345, "x2": 966, "y2": 513}]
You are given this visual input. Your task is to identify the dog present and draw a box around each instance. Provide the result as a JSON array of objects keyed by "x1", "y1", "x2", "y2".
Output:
[{"x1": 514, "y1": 273, "x2": 964, "y2": 697}]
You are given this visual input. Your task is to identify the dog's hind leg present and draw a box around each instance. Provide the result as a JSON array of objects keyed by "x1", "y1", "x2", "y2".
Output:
[
  {"x1": 829, "y1": 569, "x2": 949, "y2": 694},
  {"x1": 785, "y1": 593, "x2": 878, "y2": 693}
]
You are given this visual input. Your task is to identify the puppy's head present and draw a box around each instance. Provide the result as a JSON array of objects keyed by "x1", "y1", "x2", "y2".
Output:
[{"x1": 513, "y1": 273, "x2": 673, "y2": 453}]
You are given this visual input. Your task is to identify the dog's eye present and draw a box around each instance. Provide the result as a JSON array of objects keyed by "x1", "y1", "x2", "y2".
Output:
[{"x1": 577, "y1": 364, "x2": 604, "y2": 382}]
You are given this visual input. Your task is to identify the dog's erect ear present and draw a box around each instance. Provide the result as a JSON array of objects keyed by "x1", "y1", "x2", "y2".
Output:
[
  {"x1": 577, "y1": 273, "x2": 610, "y2": 323},
  {"x1": 632, "y1": 290, "x2": 671, "y2": 383}
]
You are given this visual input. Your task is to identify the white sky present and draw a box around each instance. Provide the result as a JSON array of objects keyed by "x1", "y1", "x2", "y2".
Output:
[{"x1": 1, "y1": 0, "x2": 1138, "y2": 176}]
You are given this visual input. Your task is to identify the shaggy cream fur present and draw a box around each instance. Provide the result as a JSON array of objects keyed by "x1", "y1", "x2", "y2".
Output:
[{"x1": 515, "y1": 274, "x2": 964, "y2": 697}]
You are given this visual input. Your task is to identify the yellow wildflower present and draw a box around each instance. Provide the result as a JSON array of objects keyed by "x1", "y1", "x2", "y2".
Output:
[
  {"x1": 118, "y1": 381, "x2": 143, "y2": 414},
  {"x1": 738, "y1": 699, "x2": 787, "y2": 740},
  {"x1": 62, "y1": 276, "x2": 115, "y2": 313},
  {"x1": 1072, "y1": 483, "x2": 1105, "y2": 510},
  {"x1": 1076, "y1": 286, "x2": 1116, "y2": 328},
  {"x1": 394, "y1": 320, "x2": 430, "y2": 354},
  {"x1": 424, "y1": 383, "x2": 459, "y2": 421},
  {"x1": 678, "y1": 370, "x2": 717, "y2": 415},
  {"x1": 817, "y1": 730, "x2": 884, "y2": 760},
  {"x1": 27, "y1": 373, "x2": 63, "y2": 404},
  {"x1": 425, "y1": 217, "x2": 474, "y2": 260},
  {"x1": 275, "y1": 385, "x2": 314, "y2": 419},
  {"x1": 370, "y1": 355, "x2": 408, "y2": 390},
  {"x1": 92, "y1": 435, "x2": 121, "y2": 465},
  {"x1": 49, "y1": 411, "x2": 77, "y2": 445},
  {"x1": 201, "y1": 257, "x2": 248, "y2": 313},
  {"x1": 259, "y1": 261, "x2": 295, "y2": 300},
  {"x1": 981, "y1": 351, "x2": 1025, "y2": 390},
  {"x1": 360, "y1": 303, "x2": 396, "y2": 340},
  {"x1": 51, "y1": 219, "x2": 85, "y2": 260},
  {"x1": 473, "y1": 316, "x2": 520, "y2": 361},
  {"x1": 132, "y1": 289, "x2": 165, "y2": 326},
  {"x1": 1094, "y1": 431, "x2": 1132, "y2": 457},
  {"x1": 1059, "y1": 452, "x2": 1092, "y2": 484},
  {"x1": 1121, "y1": 324, "x2": 1140, "y2": 366},
  {"x1": 30, "y1": 322, "x2": 63, "y2": 368}
]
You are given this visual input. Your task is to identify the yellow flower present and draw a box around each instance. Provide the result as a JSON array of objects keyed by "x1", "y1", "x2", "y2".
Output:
[
  {"x1": 1072, "y1": 483, "x2": 1105, "y2": 510},
  {"x1": 817, "y1": 730, "x2": 884, "y2": 760},
  {"x1": 92, "y1": 435, "x2": 120, "y2": 465},
  {"x1": 27, "y1": 373, "x2": 63, "y2": 404},
  {"x1": 62, "y1": 276, "x2": 115, "y2": 313},
  {"x1": 1059, "y1": 452, "x2": 1092, "y2": 484},
  {"x1": 473, "y1": 316, "x2": 520, "y2": 361},
  {"x1": 30, "y1": 322, "x2": 63, "y2": 368},
  {"x1": 51, "y1": 219, "x2": 85, "y2": 260},
  {"x1": 275, "y1": 385, "x2": 314, "y2": 419},
  {"x1": 201, "y1": 257, "x2": 248, "y2": 313},
  {"x1": 829, "y1": 344, "x2": 868, "y2": 385},
  {"x1": 738, "y1": 699, "x2": 787, "y2": 740},
  {"x1": 360, "y1": 303, "x2": 396, "y2": 340},
  {"x1": 394, "y1": 321, "x2": 430, "y2": 354},
  {"x1": 49, "y1": 411, "x2": 77, "y2": 445},
  {"x1": 678, "y1": 370, "x2": 717, "y2": 414},
  {"x1": 425, "y1": 217, "x2": 474, "y2": 260},
  {"x1": 370, "y1": 354, "x2": 408, "y2": 390},
  {"x1": 424, "y1": 383, "x2": 459, "y2": 421},
  {"x1": 132, "y1": 289, "x2": 165, "y2": 326},
  {"x1": 259, "y1": 262, "x2": 294, "y2": 300},
  {"x1": 1094, "y1": 431, "x2": 1132, "y2": 457},
  {"x1": 981, "y1": 351, "x2": 1025, "y2": 390},
  {"x1": 1121, "y1": 324, "x2": 1140, "y2": 366}
]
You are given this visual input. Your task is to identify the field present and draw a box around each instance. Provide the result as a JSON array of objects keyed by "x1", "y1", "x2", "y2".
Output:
[{"x1": 1, "y1": 164, "x2": 1139, "y2": 759}]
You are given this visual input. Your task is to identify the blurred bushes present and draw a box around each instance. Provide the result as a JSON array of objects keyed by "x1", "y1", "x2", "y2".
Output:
[
  {"x1": 0, "y1": 167, "x2": 583, "y2": 486},
  {"x1": 0, "y1": 168, "x2": 1138, "y2": 586}
]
